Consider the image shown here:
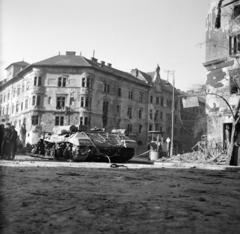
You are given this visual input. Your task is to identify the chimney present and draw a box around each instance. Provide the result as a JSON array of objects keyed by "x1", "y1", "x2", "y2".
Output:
[
  {"x1": 66, "y1": 51, "x2": 76, "y2": 56},
  {"x1": 107, "y1": 63, "x2": 112, "y2": 68},
  {"x1": 100, "y1": 61, "x2": 105, "y2": 67},
  {"x1": 91, "y1": 57, "x2": 98, "y2": 63}
]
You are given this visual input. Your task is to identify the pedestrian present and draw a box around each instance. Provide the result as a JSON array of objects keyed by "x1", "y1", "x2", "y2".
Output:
[
  {"x1": 1, "y1": 123, "x2": 12, "y2": 160},
  {"x1": 10, "y1": 125, "x2": 18, "y2": 160},
  {"x1": 0, "y1": 124, "x2": 5, "y2": 158}
]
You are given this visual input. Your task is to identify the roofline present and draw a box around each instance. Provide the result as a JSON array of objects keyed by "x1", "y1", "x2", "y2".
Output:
[{"x1": 0, "y1": 63, "x2": 149, "y2": 91}]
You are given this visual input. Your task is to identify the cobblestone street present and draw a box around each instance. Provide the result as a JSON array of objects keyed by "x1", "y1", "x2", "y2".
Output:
[{"x1": 1, "y1": 160, "x2": 240, "y2": 234}]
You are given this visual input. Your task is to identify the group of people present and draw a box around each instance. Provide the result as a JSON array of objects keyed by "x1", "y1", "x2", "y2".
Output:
[{"x1": 0, "y1": 123, "x2": 18, "y2": 160}]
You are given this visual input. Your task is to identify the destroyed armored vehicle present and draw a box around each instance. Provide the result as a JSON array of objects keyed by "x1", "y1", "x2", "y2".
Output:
[{"x1": 31, "y1": 130, "x2": 137, "y2": 163}]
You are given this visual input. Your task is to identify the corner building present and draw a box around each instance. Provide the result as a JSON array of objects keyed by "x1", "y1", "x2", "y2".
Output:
[{"x1": 0, "y1": 51, "x2": 149, "y2": 145}]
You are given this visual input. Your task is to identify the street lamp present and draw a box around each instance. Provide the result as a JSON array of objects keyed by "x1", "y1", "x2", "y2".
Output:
[{"x1": 170, "y1": 72, "x2": 175, "y2": 157}]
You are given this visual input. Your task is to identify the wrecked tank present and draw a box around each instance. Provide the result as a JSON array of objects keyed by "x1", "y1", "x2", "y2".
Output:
[{"x1": 30, "y1": 130, "x2": 136, "y2": 163}]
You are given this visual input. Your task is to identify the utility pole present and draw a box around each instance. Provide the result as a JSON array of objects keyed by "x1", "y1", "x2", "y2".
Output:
[
  {"x1": 170, "y1": 71, "x2": 175, "y2": 157},
  {"x1": 164, "y1": 70, "x2": 172, "y2": 82}
]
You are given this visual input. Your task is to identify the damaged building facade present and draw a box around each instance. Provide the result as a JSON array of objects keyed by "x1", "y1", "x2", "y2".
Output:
[{"x1": 204, "y1": 0, "x2": 240, "y2": 151}]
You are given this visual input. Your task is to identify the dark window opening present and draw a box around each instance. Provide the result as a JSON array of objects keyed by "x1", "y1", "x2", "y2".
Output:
[
  {"x1": 233, "y1": 5, "x2": 240, "y2": 18},
  {"x1": 229, "y1": 34, "x2": 240, "y2": 56},
  {"x1": 32, "y1": 115, "x2": 39, "y2": 126},
  {"x1": 55, "y1": 116, "x2": 64, "y2": 126},
  {"x1": 56, "y1": 96, "x2": 65, "y2": 109},
  {"x1": 127, "y1": 107, "x2": 132, "y2": 119},
  {"x1": 118, "y1": 88, "x2": 122, "y2": 97},
  {"x1": 230, "y1": 75, "x2": 240, "y2": 94}
]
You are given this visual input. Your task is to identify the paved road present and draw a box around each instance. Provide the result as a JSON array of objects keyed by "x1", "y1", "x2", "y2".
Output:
[{"x1": 0, "y1": 165, "x2": 240, "y2": 234}]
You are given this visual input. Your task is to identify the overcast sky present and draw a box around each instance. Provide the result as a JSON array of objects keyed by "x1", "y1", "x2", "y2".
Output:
[{"x1": 0, "y1": 0, "x2": 213, "y2": 90}]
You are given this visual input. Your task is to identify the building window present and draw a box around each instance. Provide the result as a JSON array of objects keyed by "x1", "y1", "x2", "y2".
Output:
[
  {"x1": 160, "y1": 112, "x2": 163, "y2": 120},
  {"x1": 36, "y1": 95, "x2": 41, "y2": 106},
  {"x1": 149, "y1": 124, "x2": 153, "y2": 131},
  {"x1": 155, "y1": 123, "x2": 160, "y2": 131},
  {"x1": 80, "y1": 116, "x2": 89, "y2": 126},
  {"x1": 127, "y1": 124, "x2": 132, "y2": 134},
  {"x1": 86, "y1": 78, "x2": 90, "y2": 88},
  {"x1": 138, "y1": 109, "x2": 142, "y2": 119},
  {"x1": 70, "y1": 97, "x2": 74, "y2": 106},
  {"x1": 56, "y1": 96, "x2": 65, "y2": 109},
  {"x1": 150, "y1": 96, "x2": 153, "y2": 103},
  {"x1": 34, "y1": 77, "x2": 37, "y2": 86},
  {"x1": 128, "y1": 90, "x2": 133, "y2": 100},
  {"x1": 38, "y1": 77, "x2": 42, "y2": 86},
  {"x1": 156, "y1": 97, "x2": 160, "y2": 104},
  {"x1": 149, "y1": 109, "x2": 153, "y2": 120},
  {"x1": 17, "y1": 87, "x2": 20, "y2": 96},
  {"x1": 139, "y1": 92, "x2": 144, "y2": 103},
  {"x1": 154, "y1": 110, "x2": 159, "y2": 121},
  {"x1": 229, "y1": 34, "x2": 240, "y2": 56},
  {"x1": 80, "y1": 116, "x2": 84, "y2": 126},
  {"x1": 233, "y1": 5, "x2": 240, "y2": 18},
  {"x1": 55, "y1": 116, "x2": 64, "y2": 126},
  {"x1": 32, "y1": 115, "x2": 39, "y2": 126},
  {"x1": 34, "y1": 76, "x2": 42, "y2": 86},
  {"x1": 80, "y1": 96, "x2": 89, "y2": 108},
  {"x1": 139, "y1": 124, "x2": 142, "y2": 133},
  {"x1": 104, "y1": 83, "x2": 110, "y2": 93},
  {"x1": 85, "y1": 97, "x2": 89, "y2": 107},
  {"x1": 25, "y1": 99, "x2": 28, "y2": 109},
  {"x1": 117, "y1": 105, "x2": 121, "y2": 113},
  {"x1": 48, "y1": 97, "x2": 51, "y2": 104},
  {"x1": 32, "y1": 96, "x2": 36, "y2": 106},
  {"x1": 161, "y1": 97, "x2": 164, "y2": 106},
  {"x1": 58, "y1": 77, "x2": 66, "y2": 87},
  {"x1": 230, "y1": 72, "x2": 240, "y2": 94},
  {"x1": 82, "y1": 77, "x2": 86, "y2": 87},
  {"x1": 84, "y1": 117, "x2": 88, "y2": 126},
  {"x1": 21, "y1": 102, "x2": 23, "y2": 111},
  {"x1": 118, "y1": 88, "x2": 122, "y2": 97},
  {"x1": 127, "y1": 107, "x2": 132, "y2": 119}
]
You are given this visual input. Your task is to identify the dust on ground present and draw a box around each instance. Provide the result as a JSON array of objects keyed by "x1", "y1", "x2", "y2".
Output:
[{"x1": 0, "y1": 165, "x2": 240, "y2": 234}]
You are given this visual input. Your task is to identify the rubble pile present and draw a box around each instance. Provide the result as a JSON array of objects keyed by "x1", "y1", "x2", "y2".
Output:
[{"x1": 158, "y1": 151, "x2": 228, "y2": 165}]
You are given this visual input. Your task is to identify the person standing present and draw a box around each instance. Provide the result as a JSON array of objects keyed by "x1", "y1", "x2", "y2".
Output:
[
  {"x1": 2, "y1": 123, "x2": 12, "y2": 160},
  {"x1": 0, "y1": 124, "x2": 4, "y2": 158},
  {"x1": 10, "y1": 125, "x2": 18, "y2": 160}
]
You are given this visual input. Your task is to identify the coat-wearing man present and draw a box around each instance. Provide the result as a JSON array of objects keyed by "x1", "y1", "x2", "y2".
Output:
[
  {"x1": 10, "y1": 125, "x2": 18, "y2": 160},
  {"x1": 0, "y1": 124, "x2": 4, "y2": 158},
  {"x1": 1, "y1": 123, "x2": 12, "y2": 160}
]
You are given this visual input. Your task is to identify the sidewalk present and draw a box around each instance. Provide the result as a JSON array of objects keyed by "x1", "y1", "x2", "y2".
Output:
[{"x1": 0, "y1": 155, "x2": 238, "y2": 171}]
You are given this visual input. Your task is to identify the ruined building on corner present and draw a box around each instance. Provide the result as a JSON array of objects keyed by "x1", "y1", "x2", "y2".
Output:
[{"x1": 204, "y1": 0, "x2": 240, "y2": 151}]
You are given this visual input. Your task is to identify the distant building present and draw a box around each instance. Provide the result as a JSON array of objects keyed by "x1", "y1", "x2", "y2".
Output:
[{"x1": 204, "y1": 0, "x2": 240, "y2": 150}]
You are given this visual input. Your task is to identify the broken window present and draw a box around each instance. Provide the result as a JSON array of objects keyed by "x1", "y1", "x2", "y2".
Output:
[
  {"x1": 229, "y1": 34, "x2": 240, "y2": 56},
  {"x1": 233, "y1": 5, "x2": 240, "y2": 18}
]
